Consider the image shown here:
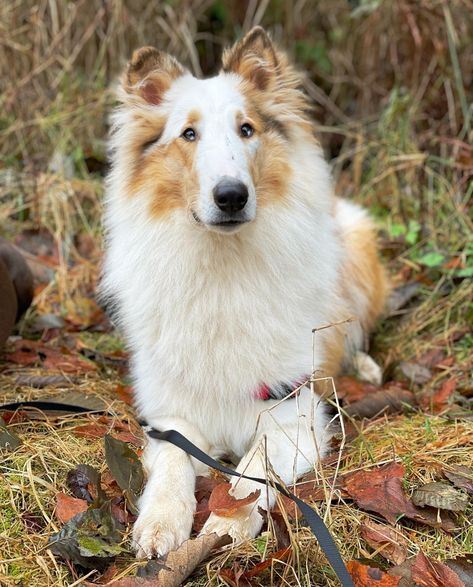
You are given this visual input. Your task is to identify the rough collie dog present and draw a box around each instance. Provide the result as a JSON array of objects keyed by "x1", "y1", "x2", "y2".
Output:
[{"x1": 102, "y1": 27, "x2": 387, "y2": 558}]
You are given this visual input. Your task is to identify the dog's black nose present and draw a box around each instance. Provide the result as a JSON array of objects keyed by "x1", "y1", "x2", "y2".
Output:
[{"x1": 213, "y1": 179, "x2": 248, "y2": 214}]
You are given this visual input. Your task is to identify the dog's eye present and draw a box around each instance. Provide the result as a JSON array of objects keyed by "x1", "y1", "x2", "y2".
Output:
[
  {"x1": 181, "y1": 128, "x2": 196, "y2": 142},
  {"x1": 240, "y1": 123, "x2": 254, "y2": 138}
]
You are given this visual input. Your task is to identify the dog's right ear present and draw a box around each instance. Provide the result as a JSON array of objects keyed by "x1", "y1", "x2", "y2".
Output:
[{"x1": 122, "y1": 47, "x2": 186, "y2": 105}]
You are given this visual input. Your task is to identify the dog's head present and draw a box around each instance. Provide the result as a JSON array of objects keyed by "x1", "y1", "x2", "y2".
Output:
[{"x1": 115, "y1": 27, "x2": 314, "y2": 233}]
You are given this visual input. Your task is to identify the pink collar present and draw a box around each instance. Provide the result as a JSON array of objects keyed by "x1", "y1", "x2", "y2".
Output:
[{"x1": 255, "y1": 376, "x2": 309, "y2": 401}]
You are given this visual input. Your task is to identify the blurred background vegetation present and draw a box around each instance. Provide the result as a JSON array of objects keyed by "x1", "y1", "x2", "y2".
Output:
[{"x1": 0, "y1": 0, "x2": 471, "y2": 360}]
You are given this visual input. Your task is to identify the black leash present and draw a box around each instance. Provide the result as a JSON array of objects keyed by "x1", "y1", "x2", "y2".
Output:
[{"x1": 0, "y1": 401, "x2": 354, "y2": 587}]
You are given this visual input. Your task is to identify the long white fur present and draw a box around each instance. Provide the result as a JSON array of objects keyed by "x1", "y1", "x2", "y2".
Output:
[{"x1": 102, "y1": 70, "x2": 368, "y2": 558}]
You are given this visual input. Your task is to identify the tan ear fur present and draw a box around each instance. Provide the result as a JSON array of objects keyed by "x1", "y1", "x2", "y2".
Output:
[
  {"x1": 123, "y1": 47, "x2": 186, "y2": 105},
  {"x1": 221, "y1": 27, "x2": 279, "y2": 91}
]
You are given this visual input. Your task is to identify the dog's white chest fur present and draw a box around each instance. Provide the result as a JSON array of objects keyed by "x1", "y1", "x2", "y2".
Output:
[{"x1": 104, "y1": 191, "x2": 342, "y2": 423}]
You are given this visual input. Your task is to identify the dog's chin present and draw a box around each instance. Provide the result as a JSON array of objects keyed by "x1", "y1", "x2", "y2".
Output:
[{"x1": 192, "y1": 211, "x2": 251, "y2": 234}]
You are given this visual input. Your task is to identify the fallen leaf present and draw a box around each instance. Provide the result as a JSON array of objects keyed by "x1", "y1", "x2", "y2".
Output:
[
  {"x1": 208, "y1": 482, "x2": 260, "y2": 517},
  {"x1": 347, "y1": 560, "x2": 401, "y2": 585},
  {"x1": 335, "y1": 376, "x2": 378, "y2": 403},
  {"x1": 192, "y1": 476, "x2": 225, "y2": 532},
  {"x1": 412, "y1": 481, "x2": 468, "y2": 512},
  {"x1": 343, "y1": 462, "x2": 457, "y2": 532},
  {"x1": 361, "y1": 520, "x2": 408, "y2": 565},
  {"x1": 5, "y1": 339, "x2": 97, "y2": 373},
  {"x1": 104, "y1": 434, "x2": 144, "y2": 510},
  {"x1": 66, "y1": 464, "x2": 104, "y2": 503},
  {"x1": 73, "y1": 420, "x2": 142, "y2": 446},
  {"x1": 134, "y1": 533, "x2": 227, "y2": 587},
  {"x1": 73, "y1": 423, "x2": 109, "y2": 439},
  {"x1": 398, "y1": 361, "x2": 432, "y2": 385},
  {"x1": 420, "y1": 377, "x2": 457, "y2": 412},
  {"x1": 55, "y1": 492, "x2": 88, "y2": 523},
  {"x1": 48, "y1": 501, "x2": 125, "y2": 570},
  {"x1": 411, "y1": 551, "x2": 465, "y2": 587},
  {"x1": 444, "y1": 466, "x2": 473, "y2": 495},
  {"x1": 343, "y1": 462, "x2": 411, "y2": 525},
  {"x1": 345, "y1": 384, "x2": 415, "y2": 419}
]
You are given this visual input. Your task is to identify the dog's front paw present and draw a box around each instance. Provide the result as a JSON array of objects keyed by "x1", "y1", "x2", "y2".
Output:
[
  {"x1": 132, "y1": 499, "x2": 195, "y2": 559},
  {"x1": 201, "y1": 507, "x2": 264, "y2": 544}
]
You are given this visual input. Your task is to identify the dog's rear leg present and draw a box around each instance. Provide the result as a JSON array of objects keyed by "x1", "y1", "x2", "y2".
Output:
[
  {"x1": 201, "y1": 387, "x2": 330, "y2": 543},
  {"x1": 133, "y1": 417, "x2": 209, "y2": 558}
]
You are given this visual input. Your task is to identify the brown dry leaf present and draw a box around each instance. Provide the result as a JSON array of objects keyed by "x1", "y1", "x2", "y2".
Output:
[
  {"x1": 347, "y1": 560, "x2": 401, "y2": 586},
  {"x1": 208, "y1": 482, "x2": 260, "y2": 517},
  {"x1": 73, "y1": 422, "x2": 142, "y2": 446},
  {"x1": 412, "y1": 481, "x2": 469, "y2": 511},
  {"x1": 345, "y1": 384, "x2": 415, "y2": 419},
  {"x1": 154, "y1": 533, "x2": 226, "y2": 587},
  {"x1": 343, "y1": 462, "x2": 412, "y2": 525},
  {"x1": 335, "y1": 376, "x2": 378, "y2": 403},
  {"x1": 411, "y1": 551, "x2": 465, "y2": 587},
  {"x1": 361, "y1": 520, "x2": 408, "y2": 565},
  {"x1": 193, "y1": 476, "x2": 225, "y2": 532},
  {"x1": 5, "y1": 339, "x2": 97, "y2": 373},
  {"x1": 420, "y1": 377, "x2": 457, "y2": 412},
  {"x1": 55, "y1": 492, "x2": 88, "y2": 523},
  {"x1": 444, "y1": 465, "x2": 473, "y2": 495},
  {"x1": 343, "y1": 462, "x2": 457, "y2": 532}
]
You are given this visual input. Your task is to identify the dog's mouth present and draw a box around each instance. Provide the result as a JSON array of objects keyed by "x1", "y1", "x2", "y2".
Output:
[{"x1": 191, "y1": 211, "x2": 249, "y2": 233}]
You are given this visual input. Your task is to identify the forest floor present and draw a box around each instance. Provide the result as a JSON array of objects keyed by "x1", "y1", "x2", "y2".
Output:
[{"x1": 0, "y1": 148, "x2": 471, "y2": 586}]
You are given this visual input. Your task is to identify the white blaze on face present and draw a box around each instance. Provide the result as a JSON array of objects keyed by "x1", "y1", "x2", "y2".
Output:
[{"x1": 161, "y1": 73, "x2": 258, "y2": 227}]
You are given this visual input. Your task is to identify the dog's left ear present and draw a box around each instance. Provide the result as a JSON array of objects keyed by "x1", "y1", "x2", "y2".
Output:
[{"x1": 221, "y1": 27, "x2": 279, "y2": 91}]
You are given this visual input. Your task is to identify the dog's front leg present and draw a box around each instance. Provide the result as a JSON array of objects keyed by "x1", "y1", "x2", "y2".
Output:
[
  {"x1": 133, "y1": 416, "x2": 209, "y2": 558},
  {"x1": 202, "y1": 387, "x2": 330, "y2": 543}
]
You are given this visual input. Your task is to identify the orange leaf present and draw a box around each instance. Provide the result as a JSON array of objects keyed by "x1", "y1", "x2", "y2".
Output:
[
  {"x1": 208, "y1": 482, "x2": 260, "y2": 517},
  {"x1": 55, "y1": 492, "x2": 88, "y2": 523},
  {"x1": 347, "y1": 560, "x2": 400, "y2": 586}
]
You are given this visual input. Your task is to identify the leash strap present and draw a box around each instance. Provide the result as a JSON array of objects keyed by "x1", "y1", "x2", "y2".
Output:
[
  {"x1": 142, "y1": 425, "x2": 355, "y2": 587},
  {"x1": 0, "y1": 401, "x2": 354, "y2": 586}
]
